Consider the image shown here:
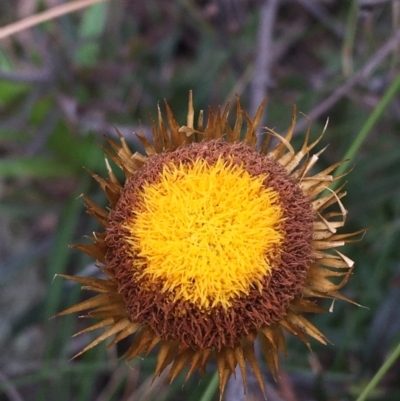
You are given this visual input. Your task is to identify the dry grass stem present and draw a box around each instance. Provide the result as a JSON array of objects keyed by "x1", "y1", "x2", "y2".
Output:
[
  {"x1": 0, "y1": 0, "x2": 110, "y2": 40},
  {"x1": 294, "y1": 26, "x2": 400, "y2": 134}
]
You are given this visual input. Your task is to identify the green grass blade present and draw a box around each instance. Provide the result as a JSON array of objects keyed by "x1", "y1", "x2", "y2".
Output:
[
  {"x1": 355, "y1": 339, "x2": 400, "y2": 401},
  {"x1": 342, "y1": 1, "x2": 358, "y2": 76},
  {"x1": 79, "y1": 1, "x2": 107, "y2": 38},
  {"x1": 74, "y1": 1, "x2": 108, "y2": 66},
  {"x1": 0, "y1": 157, "x2": 76, "y2": 178},
  {"x1": 334, "y1": 72, "x2": 400, "y2": 182},
  {"x1": 199, "y1": 373, "x2": 219, "y2": 401}
]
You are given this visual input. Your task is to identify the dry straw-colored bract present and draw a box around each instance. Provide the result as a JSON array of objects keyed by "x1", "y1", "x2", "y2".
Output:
[{"x1": 57, "y1": 92, "x2": 363, "y2": 399}]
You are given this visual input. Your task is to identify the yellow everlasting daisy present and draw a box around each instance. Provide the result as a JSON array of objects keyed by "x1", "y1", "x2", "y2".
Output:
[{"x1": 57, "y1": 92, "x2": 363, "y2": 398}]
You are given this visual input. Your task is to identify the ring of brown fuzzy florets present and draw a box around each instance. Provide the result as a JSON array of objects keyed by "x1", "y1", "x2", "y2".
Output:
[{"x1": 105, "y1": 139, "x2": 315, "y2": 350}]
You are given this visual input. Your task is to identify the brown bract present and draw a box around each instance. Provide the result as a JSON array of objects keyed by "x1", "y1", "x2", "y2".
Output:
[{"x1": 56, "y1": 93, "x2": 364, "y2": 399}]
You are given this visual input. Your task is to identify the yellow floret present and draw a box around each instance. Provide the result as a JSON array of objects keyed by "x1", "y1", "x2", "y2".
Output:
[{"x1": 124, "y1": 158, "x2": 285, "y2": 310}]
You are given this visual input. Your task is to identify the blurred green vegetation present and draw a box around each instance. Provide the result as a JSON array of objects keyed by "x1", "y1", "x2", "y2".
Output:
[{"x1": 1, "y1": 1, "x2": 400, "y2": 401}]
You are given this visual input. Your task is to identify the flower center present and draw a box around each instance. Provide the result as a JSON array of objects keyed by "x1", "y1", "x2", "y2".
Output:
[{"x1": 124, "y1": 157, "x2": 285, "y2": 310}]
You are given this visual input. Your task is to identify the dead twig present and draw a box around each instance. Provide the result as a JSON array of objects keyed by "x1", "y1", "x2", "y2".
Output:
[
  {"x1": 0, "y1": 69, "x2": 52, "y2": 83},
  {"x1": 294, "y1": 27, "x2": 400, "y2": 134},
  {"x1": 250, "y1": 0, "x2": 279, "y2": 116},
  {"x1": 359, "y1": 0, "x2": 393, "y2": 7},
  {"x1": 296, "y1": 0, "x2": 343, "y2": 38},
  {"x1": 0, "y1": 371, "x2": 25, "y2": 401},
  {"x1": 250, "y1": 0, "x2": 280, "y2": 148}
]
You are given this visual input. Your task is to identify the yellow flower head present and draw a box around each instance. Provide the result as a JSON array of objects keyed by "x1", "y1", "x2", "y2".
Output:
[
  {"x1": 57, "y1": 92, "x2": 363, "y2": 399},
  {"x1": 126, "y1": 157, "x2": 285, "y2": 309}
]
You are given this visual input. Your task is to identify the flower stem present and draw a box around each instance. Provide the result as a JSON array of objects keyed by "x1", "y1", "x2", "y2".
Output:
[{"x1": 355, "y1": 339, "x2": 400, "y2": 401}]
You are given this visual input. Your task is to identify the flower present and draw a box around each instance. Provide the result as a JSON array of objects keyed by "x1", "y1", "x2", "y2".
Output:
[{"x1": 57, "y1": 92, "x2": 363, "y2": 398}]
